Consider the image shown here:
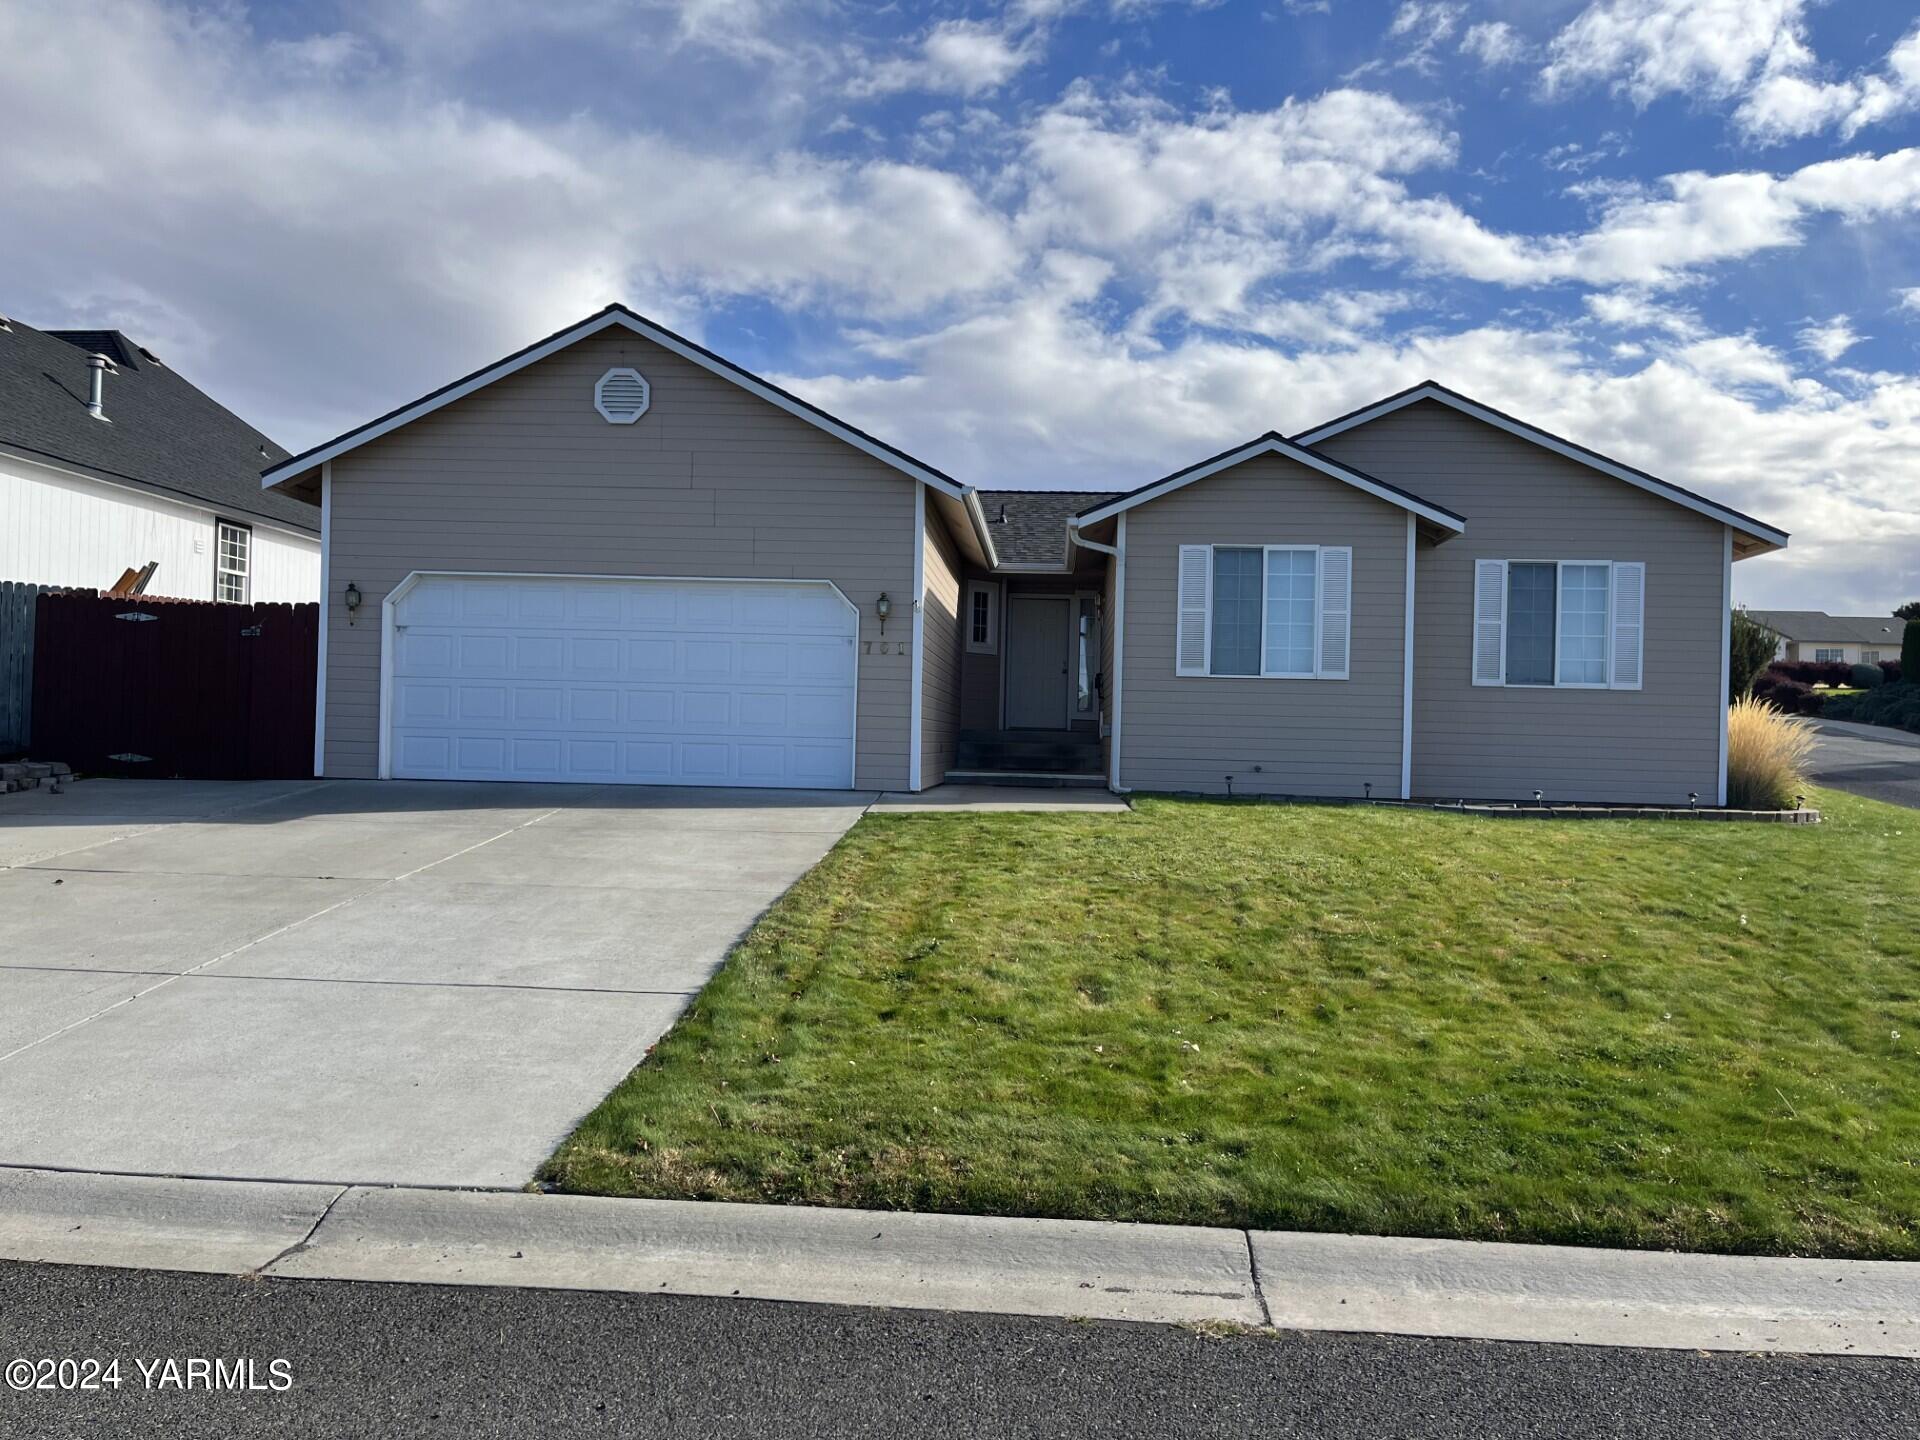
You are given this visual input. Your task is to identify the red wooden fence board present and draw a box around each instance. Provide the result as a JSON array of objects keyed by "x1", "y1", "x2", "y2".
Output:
[{"x1": 31, "y1": 592, "x2": 319, "y2": 779}]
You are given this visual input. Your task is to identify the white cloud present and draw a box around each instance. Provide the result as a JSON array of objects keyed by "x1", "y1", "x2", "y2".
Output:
[
  {"x1": 1898, "y1": 288, "x2": 1920, "y2": 315},
  {"x1": 1017, "y1": 83, "x2": 1920, "y2": 293},
  {"x1": 1737, "y1": 25, "x2": 1920, "y2": 144},
  {"x1": 1798, "y1": 316, "x2": 1862, "y2": 363},
  {"x1": 1460, "y1": 20, "x2": 1528, "y2": 69},
  {"x1": 792, "y1": 284, "x2": 1920, "y2": 610},
  {"x1": 1584, "y1": 291, "x2": 1702, "y2": 338},
  {"x1": 1541, "y1": 0, "x2": 1810, "y2": 106},
  {"x1": 849, "y1": 1, "x2": 1086, "y2": 98},
  {"x1": 1540, "y1": 0, "x2": 1920, "y2": 146},
  {"x1": 0, "y1": 0, "x2": 1021, "y2": 440}
]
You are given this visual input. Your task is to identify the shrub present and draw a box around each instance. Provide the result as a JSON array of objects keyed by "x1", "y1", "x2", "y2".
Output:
[
  {"x1": 1726, "y1": 696, "x2": 1815, "y2": 810},
  {"x1": 1824, "y1": 682, "x2": 1920, "y2": 734},
  {"x1": 1728, "y1": 608, "x2": 1780, "y2": 700},
  {"x1": 1905, "y1": 620, "x2": 1920, "y2": 682},
  {"x1": 1883, "y1": 660, "x2": 1904, "y2": 685},
  {"x1": 1752, "y1": 674, "x2": 1823, "y2": 715},
  {"x1": 1851, "y1": 663, "x2": 1885, "y2": 690},
  {"x1": 1767, "y1": 659, "x2": 1852, "y2": 688}
]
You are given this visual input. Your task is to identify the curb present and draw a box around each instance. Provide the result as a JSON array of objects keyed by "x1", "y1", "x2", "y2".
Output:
[{"x1": 3, "y1": 1167, "x2": 1918, "y2": 1355}]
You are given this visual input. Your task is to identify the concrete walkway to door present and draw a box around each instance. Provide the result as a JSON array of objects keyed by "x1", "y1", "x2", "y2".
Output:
[{"x1": 0, "y1": 778, "x2": 872, "y2": 1188}]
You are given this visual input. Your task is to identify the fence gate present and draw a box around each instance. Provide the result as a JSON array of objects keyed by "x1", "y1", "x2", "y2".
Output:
[{"x1": 31, "y1": 592, "x2": 318, "y2": 779}]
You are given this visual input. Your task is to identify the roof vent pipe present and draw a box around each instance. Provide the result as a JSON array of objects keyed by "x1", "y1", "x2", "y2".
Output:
[{"x1": 86, "y1": 353, "x2": 109, "y2": 421}]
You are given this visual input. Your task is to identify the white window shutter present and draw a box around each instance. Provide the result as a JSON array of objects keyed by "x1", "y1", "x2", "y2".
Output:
[
  {"x1": 1610, "y1": 561, "x2": 1645, "y2": 690},
  {"x1": 1472, "y1": 559, "x2": 1506, "y2": 686},
  {"x1": 1316, "y1": 546, "x2": 1352, "y2": 679},
  {"x1": 1176, "y1": 545, "x2": 1211, "y2": 676}
]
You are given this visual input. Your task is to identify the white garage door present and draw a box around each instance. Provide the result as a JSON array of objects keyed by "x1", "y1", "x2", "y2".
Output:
[{"x1": 388, "y1": 574, "x2": 857, "y2": 788}]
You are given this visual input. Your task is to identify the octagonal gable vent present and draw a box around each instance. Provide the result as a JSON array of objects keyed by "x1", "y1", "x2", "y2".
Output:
[{"x1": 595, "y1": 367, "x2": 651, "y2": 424}]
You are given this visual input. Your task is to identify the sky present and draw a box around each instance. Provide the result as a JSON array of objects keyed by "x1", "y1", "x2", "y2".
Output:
[{"x1": 4, "y1": 0, "x2": 1919, "y2": 611}]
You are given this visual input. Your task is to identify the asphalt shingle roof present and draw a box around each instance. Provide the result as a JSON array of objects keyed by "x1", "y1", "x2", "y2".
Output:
[
  {"x1": 978, "y1": 490, "x2": 1121, "y2": 565},
  {"x1": 1747, "y1": 610, "x2": 1905, "y2": 645},
  {"x1": 0, "y1": 315, "x2": 316, "y2": 533}
]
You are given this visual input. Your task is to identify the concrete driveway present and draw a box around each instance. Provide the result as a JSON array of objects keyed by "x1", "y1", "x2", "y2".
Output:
[
  {"x1": 1807, "y1": 718, "x2": 1920, "y2": 810},
  {"x1": 0, "y1": 778, "x2": 872, "y2": 1187}
]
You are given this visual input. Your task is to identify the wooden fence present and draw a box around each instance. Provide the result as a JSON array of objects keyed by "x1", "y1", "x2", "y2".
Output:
[
  {"x1": 32, "y1": 591, "x2": 318, "y2": 779},
  {"x1": 0, "y1": 581, "x2": 55, "y2": 756}
]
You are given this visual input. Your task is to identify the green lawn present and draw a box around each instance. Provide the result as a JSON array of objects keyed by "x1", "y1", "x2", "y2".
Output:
[{"x1": 543, "y1": 788, "x2": 1920, "y2": 1258}]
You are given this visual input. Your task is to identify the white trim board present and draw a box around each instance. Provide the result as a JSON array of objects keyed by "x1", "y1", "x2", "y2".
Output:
[
  {"x1": 910, "y1": 483, "x2": 926, "y2": 793},
  {"x1": 262, "y1": 305, "x2": 999, "y2": 567},
  {"x1": 375, "y1": 570, "x2": 861, "y2": 785},
  {"x1": 313, "y1": 462, "x2": 331, "y2": 778},
  {"x1": 1076, "y1": 434, "x2": 1466, "y2": 534},
  {"x1": 1293, "y1": 383, "x2": 1789, "y2": 553},
  {"x1": 1401, "y1": 513, "x2": 1415, "y2": 801}
]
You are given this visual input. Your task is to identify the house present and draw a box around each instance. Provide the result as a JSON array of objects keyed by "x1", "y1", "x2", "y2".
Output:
[
  {"x1": 0, "y1": 314, "x2": 318, "y2": 601},
  {"x1": 262, "y1": 305, "x2": 1787, "y2": 804},
  {"x1": 1745, "y1": 610, "x2": 1904, "y2": 667}
]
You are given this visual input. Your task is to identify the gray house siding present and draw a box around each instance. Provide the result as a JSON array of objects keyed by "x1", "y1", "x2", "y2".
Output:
[
  {"x1": 921, "y1": 504, "x2": 963, "y2": 784},
  {"x1": 1312, "y1": 399, "x2": 1724, "y2": 803},
  {"x1": 1118, "y1": 453, "x2": 1409, "y2": 797},
  {"x1": 320, "y1": 328, "x2": 916, "y2": 789},
  {"x1": 957, "y1": 574, "x2": 1003, "y2": 732}
]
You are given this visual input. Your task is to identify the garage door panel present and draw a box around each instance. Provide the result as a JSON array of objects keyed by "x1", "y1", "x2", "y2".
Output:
[{"x1": 390, "y1": 577, "x2": 856, "y2": 789}]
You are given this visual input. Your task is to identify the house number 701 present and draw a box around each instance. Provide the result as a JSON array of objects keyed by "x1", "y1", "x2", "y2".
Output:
[{"x1": 862, "y1": 641, "x2": 910, "y2": 656}]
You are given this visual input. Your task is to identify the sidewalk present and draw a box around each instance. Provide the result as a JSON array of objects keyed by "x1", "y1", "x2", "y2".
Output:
[{"x1": 3, "y1": 1166, "x2": 1916, "y2": 1356}]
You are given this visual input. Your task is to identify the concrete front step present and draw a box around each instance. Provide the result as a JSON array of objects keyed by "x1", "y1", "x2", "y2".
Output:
[{"x1": 943, "y1": 769, "x2": 1108, "y2": 789}]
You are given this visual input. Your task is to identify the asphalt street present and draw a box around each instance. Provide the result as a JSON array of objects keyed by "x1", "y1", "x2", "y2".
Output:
[
  {"x1": 1807, "y1": 721, "x2": 1920, "y2": 809},
  {"x1": 1, "y1": 1261, "x2": 1913, "y2": 1439}
]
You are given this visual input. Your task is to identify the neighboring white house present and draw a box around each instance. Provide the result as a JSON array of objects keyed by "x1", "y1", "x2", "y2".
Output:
[
  {"x1": 1747, "y1": 609, "x2": 1906, "y2": 667},
  {"x1": 0, "y1": 316, "x2": 318, "y2": 601}
]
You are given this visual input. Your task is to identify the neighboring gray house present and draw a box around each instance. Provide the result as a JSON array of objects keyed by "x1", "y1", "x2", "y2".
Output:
[
  {"x1": 1745, "y1": 610, "x2": 1904, "y2": 666},
  {"x1": 263, "y1": 306, "x2": 1788, "y2": 804}
]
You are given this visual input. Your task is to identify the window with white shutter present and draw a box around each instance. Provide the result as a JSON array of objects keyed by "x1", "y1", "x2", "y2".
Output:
[
  {"x1": 1609, "y1": 562, "x2": 1645, "y2": 689},
  {"x1": 1316, "y1": 546, "x2": 1351, "y2": 679},
  {"x1": 1472, "y1": 559, "x2": 1506, "y2": 685},
  {"x1": 1176, "y1": 545, "x2": 1211, "y2": 675},
  {"x1": 1176, "y1": 542, "x2": 1352, "y2": 680},
  {"x1": 1476, "y1": 559, "x2": 1646, "y2": 689}
]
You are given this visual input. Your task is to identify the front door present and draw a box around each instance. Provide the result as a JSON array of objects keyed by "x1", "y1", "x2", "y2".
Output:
[{"x1": 1005, "y1": 595, "x2": 1070, "y2": 729}]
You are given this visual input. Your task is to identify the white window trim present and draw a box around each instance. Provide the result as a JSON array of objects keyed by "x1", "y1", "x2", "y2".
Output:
[
  {"x1": 965, "y1": 580, "x2": 1000, "y2": 654},
  {"x1": 1182, "y1": 543, "x2": 1346, "y2": 681},
  {"x1": 215, "y1": 519, "x2": 251, "y2": 604},
  {"x1": 1486, "y1": 558, "x2": 1638, "y2": 691}
]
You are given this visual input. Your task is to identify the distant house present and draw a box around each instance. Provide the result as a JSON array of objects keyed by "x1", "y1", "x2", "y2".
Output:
[
  {"x1": 0, "y1": 314, "x2": 318, "y2": 601},
  {"x1": 1746, "y1": 610, "x2": 1905, "y2": 666}
]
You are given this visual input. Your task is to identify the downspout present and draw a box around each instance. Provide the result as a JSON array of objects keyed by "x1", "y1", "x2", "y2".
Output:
[{"x1": 1068, "y1": 518, "x2": 1130, "y2": 793}]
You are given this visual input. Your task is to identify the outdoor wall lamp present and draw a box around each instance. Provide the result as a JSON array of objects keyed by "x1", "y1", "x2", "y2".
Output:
[
  {"x1": 343, "y1": 581, "x2": 362, "y2": 625},
  {"x1": 875, "y1": 591, "x2": 892, "y2": 636}
]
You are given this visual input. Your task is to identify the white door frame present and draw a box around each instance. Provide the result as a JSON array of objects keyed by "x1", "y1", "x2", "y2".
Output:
[{"x1": 378, "y1": 570, "x2": 860, "y2": 783}]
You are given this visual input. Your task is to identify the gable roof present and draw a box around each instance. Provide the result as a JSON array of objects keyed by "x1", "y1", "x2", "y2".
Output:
[
  {"x1": 1072, "y1": 432, "x2": 1466, "y2": 533},
  {"x1": 0, "y1": 315, "x2": 315, "y2": 534},
  {"x1": 1292, "y1": 380, "x2": 1788, "y2": 556},
  {"x1": 260, "y1": 303, "x2": 998, "y2": 565},
  {"x1": 1746, "y1": 610, "x2": 1904, "y2": 646},
  {"x1": 980, "y1": 490, "x2": 1121, "y2": 565}
]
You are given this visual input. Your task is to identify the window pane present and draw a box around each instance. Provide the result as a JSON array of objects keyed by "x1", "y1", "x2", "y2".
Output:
[
  {"x1": 1209, "y1": 548, "x2": 1262, "y2": 676},
  {"x1": 1262, "y1": 549, "x2": 1317, "y2": 674},
  {"x1": 1505, "y1": 562, "x2": 1555, "y2": 685},
  {"x1": 1557, "y1": 563, "x2": 1609, "y2": 685},
  {"x1": 970, "y1": 590, "x2": 989, "y2": 644}
]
